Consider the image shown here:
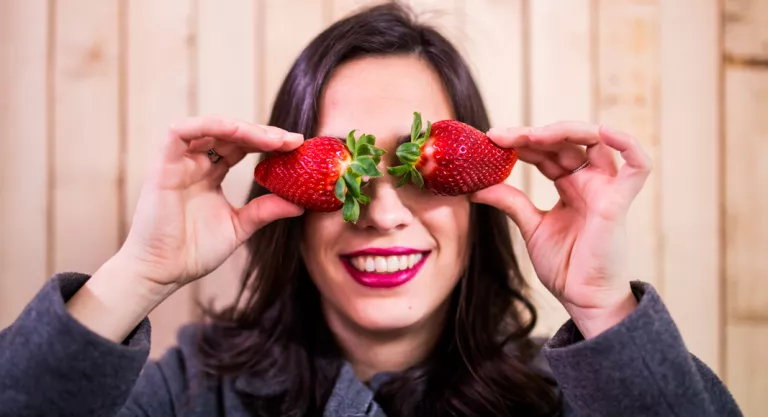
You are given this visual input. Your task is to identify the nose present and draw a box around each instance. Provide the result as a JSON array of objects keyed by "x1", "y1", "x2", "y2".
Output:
[{"x1": 356, "y1": 175, "x2": 413, "y2": 232}]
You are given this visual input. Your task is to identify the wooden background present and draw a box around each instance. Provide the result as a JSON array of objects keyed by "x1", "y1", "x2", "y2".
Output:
[{"x1": 0, "y1": 0, "x2": 765, "y2": 414}]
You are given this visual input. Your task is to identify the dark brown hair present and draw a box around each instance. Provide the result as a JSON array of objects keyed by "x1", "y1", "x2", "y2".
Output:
[{"x1": 198, "y1": 2, "x2": 560, "y2": 416}]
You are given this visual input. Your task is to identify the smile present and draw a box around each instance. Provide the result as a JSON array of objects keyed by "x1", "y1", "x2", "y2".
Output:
[
  {"x1": 340, "y1": 247, "x2": 430, "y2": 289},
  {"x1": 348, "y1": 253, "x2": 424, "y2": 273}
]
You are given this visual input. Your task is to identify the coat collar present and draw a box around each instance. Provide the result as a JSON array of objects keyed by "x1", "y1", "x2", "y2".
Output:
[{"x1": 233, "y1": 359, "x2": 395, "y2": 416}]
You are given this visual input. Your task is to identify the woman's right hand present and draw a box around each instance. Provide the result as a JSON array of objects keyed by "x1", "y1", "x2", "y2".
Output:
[
  {"x1": 118, "y1": 115, "x2": 305, "y2": 289},
  {"x1": 66, "y1": 115, "x2": 304, "y2": 343}
]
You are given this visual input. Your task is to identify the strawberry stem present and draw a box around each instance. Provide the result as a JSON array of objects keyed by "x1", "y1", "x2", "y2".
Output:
[
  {"x1": 387, "y1": 112, "x2": 430, "y2": 189},
  {"x1": 337, "y1": 129, "x2": 386, "y2": 223}
]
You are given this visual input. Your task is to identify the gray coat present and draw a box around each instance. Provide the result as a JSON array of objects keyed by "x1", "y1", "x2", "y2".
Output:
[{"x1": 0, "y1": 273, "x2": 743, "y2": 416}]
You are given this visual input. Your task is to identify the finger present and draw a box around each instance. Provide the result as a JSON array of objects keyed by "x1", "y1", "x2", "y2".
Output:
[
  {"x1": 550, "y1": 144, "x2": 588, "y2": 173},
  {"x1": 531, "y1": 121, "x2": 600, "y2": 147},
  {"x1": 516, "y1": 148, "x2": 568, "y2": 180},
  {"x1": 586, "y1": 142, "x2": 618, "y2": 176},
  {"x1": 486, "y1": 126, "x2": 533, "y2": 148},
  {"x1": 600, "y1": 125, "x2": 653, "y2": 199},
  {"x1": 165, "y1": 115, "x2": 304, "y2": 163},
  {"x1": 470, "y1": 183, "x2": 543, "y2": 241},
  {"x1": 185, "y1": 136, "x2": 216, "y2": 153},
  {"x1": 235, "y1": 194, "x2": 305, "y2": 241},
  {"x1": 531, "y1": 121, "x2": 618, "y2": 174},
  {"x1": 200, "y1": 141, "x2": 247, "y2": 167},
  {"x1": 599, "y1": 125, "x2": 652, "y2": 172}
]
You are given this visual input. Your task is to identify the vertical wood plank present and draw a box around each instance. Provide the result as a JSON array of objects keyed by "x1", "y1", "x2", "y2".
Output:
[
  {"x1": 401, "y1": 0, "x2": 464, "y2": 47},
  {"x1": 724, "y1": 0, "x2": 768, "y2": 61},
  {"x1": 194, "y1": 0, "x2": 259, "y2": 311},
  {"x1": 331, "y1": 0, "x2": 380, "y2": 19},
  {"x1": 724, "y1": 0, "x2": 768, "y2": 408},
  {"x1": 461, "y1": 0, "x2": 538, "y2": 333},
  {"x1": 659, "y1": 0, "x2": 721, "y2": 372},
  {"x1": 261, "y1": 0, "x2": 327, "y2": 124},
  {"x1": 726, "y1": 323, "x2": 768, "y2": 416},
  {"x1": 52, "y1": 0, "x2": 121, "y2": 275},
  {"x1": 724, "y1": 67, "x2": 768, "y2": 322},
  {"x1": 526, "y1": 0, "x2": 593, "y2": 335},
  {"x1": 724, "y1": 2, "x2": 768, "y2": 323},
  {"x1": 0, "y1": 0, "x2": 50, "y2": 328},
  {"x1": 597, "y1": 0, "x2": 661, "y2": 292},
  {"x1": 126, "y1": 0, "x2": 197, "y2": 358}
]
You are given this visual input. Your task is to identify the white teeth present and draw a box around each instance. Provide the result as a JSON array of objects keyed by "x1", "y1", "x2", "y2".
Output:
[
  {"x1": 386, "y1": 256, "x2": 398, "y2": 272},
  {"x1": 375, "y1": 257, "x2": 388, "y2": 273},
  {"x1": 365, "y1": 257, "x2": 375, "y2": 272},
  {"x1": 348, "y1": 253, "x2": 425, "y2": 273}
]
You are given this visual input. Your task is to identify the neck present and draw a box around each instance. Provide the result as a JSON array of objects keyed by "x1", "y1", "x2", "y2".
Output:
[{"x1": 322, "y1": 302, "x2": 450, "y2": 382}]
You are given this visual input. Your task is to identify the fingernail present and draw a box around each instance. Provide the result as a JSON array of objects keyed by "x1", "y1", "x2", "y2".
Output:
[
  {"x1": 268, "y1": 130, "x2": 284, "y2": 139},
  {"x1": 487, "y1": 127, "x2": 498, "y2": 135},
  {"x1": 288, "y1": 132, "x2": 304, "y2": 141}
]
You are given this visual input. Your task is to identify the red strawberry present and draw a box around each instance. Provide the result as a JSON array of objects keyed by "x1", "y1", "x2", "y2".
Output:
[
  {"x1": 254, "y1": 130, "x2": 385, "y2": 223},
  {"x1": 387, "y1": 112, "x2": 518, "y2": 196}
]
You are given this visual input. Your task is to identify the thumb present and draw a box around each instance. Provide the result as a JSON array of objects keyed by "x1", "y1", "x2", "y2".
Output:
[
  {"x1": 470, "y1": 183, "x2": 542, "y2": 241},
  {"x1": 235, "y1": 194, "x2": 304, "y2": 241}
]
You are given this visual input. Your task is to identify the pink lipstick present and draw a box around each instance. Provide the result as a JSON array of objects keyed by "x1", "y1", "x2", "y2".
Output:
[{"x1": 340, "y1": 247, "x2": 430, "y2": 289}]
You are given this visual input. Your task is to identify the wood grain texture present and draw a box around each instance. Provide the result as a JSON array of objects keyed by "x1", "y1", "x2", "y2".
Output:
[
  {"x1": 402, "y1": 0, "x2": 464, "y2": 48},
  {"x1": 193, "y1": 0, "x2": 259, "y2": 312},
  {"x1": 724, "y1": 67, "x2": 768, "y2": 322},
  {"x1": 261, "y1": 0, "x2": 327, "y2": 124},
  {"x1": 659, "y1": 0, "x2": 722, "y2": 372},
  {"x1": 525, "y1": 0, "x2": 593, "y2": 335},
  {"x1": 125, "y1": 0, "x2": 198, "y2": 358},
  {"x1": 596, "y1": 0, "x2": 661, "y2": 289},
  {"x1": 724, "y1": 0, "x2": 768, "y2": 61},
  {"x1": 726, "y1": 323, "x2": 768, "y2": 416},
  {"x1": 461, "y1": 0, "x2": 541, "y2": 334},
  {"x1": 331, "y1": 0, "x2": 383, "y2": 20},
  {"x1": 52, "y1": 0, "x2": 121, "y2": 275},
  {"x1": 0, "y1": 0, "x2": 50, "y2": 328},
  {"x1": 723, "y1": 1, "x2": 768, "y2": 403}
]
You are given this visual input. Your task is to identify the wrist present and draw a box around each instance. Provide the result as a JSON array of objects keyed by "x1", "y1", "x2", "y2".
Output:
[
  {"x1": 65, "y1": 253, "x2": 179, "y2": 343},
  {"x1": 563, "y1": 289, "x2": 638, "y2": 339}
]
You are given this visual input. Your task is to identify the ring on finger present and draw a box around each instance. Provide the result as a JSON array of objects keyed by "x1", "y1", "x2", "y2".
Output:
[
  {"x1": 207, "y1": 148, "x2": 223, "y2": 164},
  {"x1": 569, "y1": 159, "x2": 590, "y2": 175}
]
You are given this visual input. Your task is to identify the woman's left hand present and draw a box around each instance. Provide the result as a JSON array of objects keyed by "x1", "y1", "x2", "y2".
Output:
[{"x1": 471, "y1": 121, "x2": 653, "y2": 339}]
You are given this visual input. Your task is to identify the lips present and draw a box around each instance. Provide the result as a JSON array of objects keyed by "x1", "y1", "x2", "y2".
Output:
[{"x1": 340, "y1": 247, "x2": 430, "y2": 288}]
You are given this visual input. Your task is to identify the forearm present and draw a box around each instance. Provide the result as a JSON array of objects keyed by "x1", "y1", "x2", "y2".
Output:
[
  {"x1": 0, "y1": 272, "x2": 153, "y2": 416},
  {"x1": 66, "y1": 253, "x2": 177, "y2": 343},
  {"x1": 546, "y1": 281, "x2": 743, "y2": 417}
]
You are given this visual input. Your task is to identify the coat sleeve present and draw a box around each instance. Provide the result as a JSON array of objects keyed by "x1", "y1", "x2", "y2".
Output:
[
  {"x1": 0, "y1": 273, "x2": 177, "y2": 417},
  {"x1": 543, "y1": 281, "x2": 743, "y2": 417}
]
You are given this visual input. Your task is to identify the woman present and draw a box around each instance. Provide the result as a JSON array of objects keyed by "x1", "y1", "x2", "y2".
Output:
[{"x1": 0, "y1": 3, "x2": 742, "y2": 417}]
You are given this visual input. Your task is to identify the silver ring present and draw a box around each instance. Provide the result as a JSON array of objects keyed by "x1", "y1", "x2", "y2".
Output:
[
  {"x1": 570, "y1": 159, "x2": 590, "y2": 174},
  {"x1": 207, "y1": 148, "x2": 222, "y2": 164}
]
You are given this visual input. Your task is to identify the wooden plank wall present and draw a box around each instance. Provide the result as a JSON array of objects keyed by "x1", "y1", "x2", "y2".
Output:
[
  {"x1": 0, "y1": 0, "x2": 764, "y2": 413},
  {"x1": 724, "y1": 0, "x2": 768, "y2": 413}
]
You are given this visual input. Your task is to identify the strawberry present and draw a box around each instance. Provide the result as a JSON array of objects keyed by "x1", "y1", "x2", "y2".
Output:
[
  {"x1": 387, "y1": 112, "x2": 518, "y2": 196},
  {"x1": 254, "y1": 130, "x2": 385, "y2": 223}
]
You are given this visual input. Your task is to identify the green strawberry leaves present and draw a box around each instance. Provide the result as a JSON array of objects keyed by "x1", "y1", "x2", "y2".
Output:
[
  {"x1": 387, "y1": 111, "x2": 429, "y2": 189},
  {"x1": 337, "y1": 129, "x2": 386, "y2": 223}
]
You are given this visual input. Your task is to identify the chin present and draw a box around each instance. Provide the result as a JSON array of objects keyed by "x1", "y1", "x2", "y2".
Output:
[{"x1": 342, "y1": 297, "x2": 431, "y2": 333}]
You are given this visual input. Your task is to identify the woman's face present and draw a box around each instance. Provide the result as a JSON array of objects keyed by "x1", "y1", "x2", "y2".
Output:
[{"x1": 301, "y1": 55, "x2": 471, "y2": 335}]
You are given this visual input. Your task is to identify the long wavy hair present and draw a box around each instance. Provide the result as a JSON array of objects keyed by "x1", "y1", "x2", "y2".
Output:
[{"x1": 198, "y1": 2, "x2": 561, "y2": 416}]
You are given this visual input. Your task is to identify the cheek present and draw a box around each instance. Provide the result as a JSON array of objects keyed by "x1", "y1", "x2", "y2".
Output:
[
  {"x1": 415, "y1": 195, "x2": 471, "y2": 259},
  {"x1": 300, "y1": 211, "x2": 344, "y2": 272}
]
